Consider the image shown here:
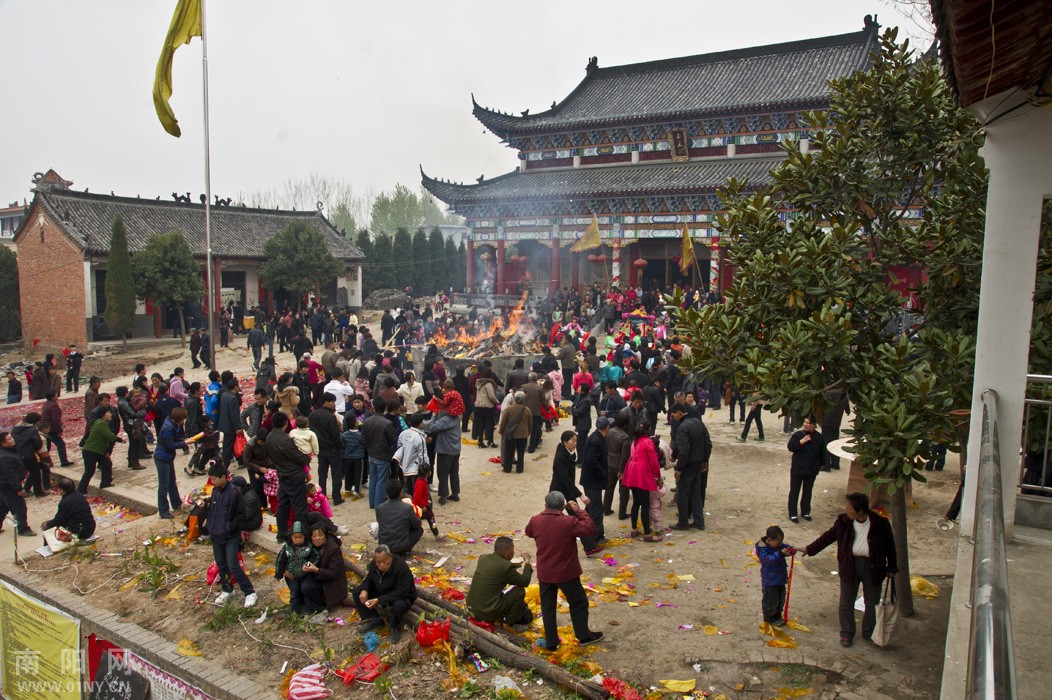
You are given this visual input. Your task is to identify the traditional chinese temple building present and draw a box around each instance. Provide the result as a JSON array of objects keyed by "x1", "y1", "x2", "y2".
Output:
[{"x1": 423, "y1": 17, "x2": 880, "y2": 295}]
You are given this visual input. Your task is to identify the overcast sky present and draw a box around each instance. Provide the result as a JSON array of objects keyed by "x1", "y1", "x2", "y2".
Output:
[{"x1": 0, "y1": 1, "x2": 929, "y2": 212}]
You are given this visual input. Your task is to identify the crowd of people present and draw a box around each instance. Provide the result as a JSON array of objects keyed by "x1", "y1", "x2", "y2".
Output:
[{"x1": 0, "y1": 285, "x2": 901, "y2": 649}]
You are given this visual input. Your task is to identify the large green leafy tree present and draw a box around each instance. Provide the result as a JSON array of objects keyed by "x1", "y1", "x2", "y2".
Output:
[
  {"x1": 369, "y1": 184, "x2": 457, "y2": 236},
  {"x1": 0, "y1": 247, "x2": 20, "y2": 341},
  {"x1": 105, "y1": 215, "x2": 137, "y2": 349},
  {"x1": 671, "y1": 30, "x2": 986, "y2": 614},
  {"x1": 131, "y1": 232, "x2": 205, "y2": 346},
  {"x1": 260, "y1": 222, "x2": 343, "y2": 311}
]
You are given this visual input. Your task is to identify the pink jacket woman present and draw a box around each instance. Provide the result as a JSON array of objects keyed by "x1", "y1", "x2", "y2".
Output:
[{"x1": 621, "y1": 435, "x2": 660, "y2": 491}]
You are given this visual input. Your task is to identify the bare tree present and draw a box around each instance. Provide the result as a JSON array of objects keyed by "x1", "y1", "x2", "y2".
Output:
[
  {"x1": 879, "y1": 0, "x2": 935, "y2": 45},
  {"x1": 237, "y1": 173, "x2": 374, "y2": 235}
]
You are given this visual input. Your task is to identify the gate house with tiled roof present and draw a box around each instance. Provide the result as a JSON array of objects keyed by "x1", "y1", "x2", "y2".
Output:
[
  {"x1": 422, "y1": 18, "x2": 881, "y2": 295},
  {"x1": 14, "y1": 174, "x2": 363, "y2": 347}
]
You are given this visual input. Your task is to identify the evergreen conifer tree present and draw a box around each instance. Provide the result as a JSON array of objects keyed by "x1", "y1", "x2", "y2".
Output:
[
  {"x1": 105, "y1": 215, "x2": 137, "y2": 349},
  {"x1": 412, "y1": 228, "x2": 431, "y2": 294}
]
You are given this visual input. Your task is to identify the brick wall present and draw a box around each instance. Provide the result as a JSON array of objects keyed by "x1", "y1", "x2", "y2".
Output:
[{"x1": 16, "y1": 209, "x2": 87, "y2": 349}]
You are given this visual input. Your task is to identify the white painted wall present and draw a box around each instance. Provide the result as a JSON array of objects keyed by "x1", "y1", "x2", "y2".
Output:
[
  {"x1": 244, "y1": 268, "x2": 260, "y2": 308},
  {"x1": 83, "y1": 261, "x2": 94, "y2": 317},
  {"x1": 338, "y1": 264, "x2": 363, "y2": 308}
]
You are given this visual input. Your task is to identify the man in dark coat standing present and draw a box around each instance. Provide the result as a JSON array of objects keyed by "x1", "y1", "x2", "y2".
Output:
[
  {"x1": 217, "y1": 379, "x2": 243, "y2": 469},
  {"x1": 309, "y1": 393, "x2": 345, "y2": 505},
  {"x1": 802, "y1": 492, "x2": 897, "y2": 647},
  {"x1": 786, "y1": 415, "x2": 827, "y2": 523},
  {"x1": 580, "y1": 418, "x2": 612, "y2": 548},
  {"x1": 266, "y1": 412, "x2": 311, "y2": 541},
  {"x1": 189, "y1": 328, "x2": 202, "y2": 368},
  {"x1": 669, "y1": 403, "x2": 713, "y2": 530},
  {"x1": 0, "y1": 431, "x2": 34, "y2": 535},
  {"x1": 520, "y1": 374, "x2": 544, "y2": 453}
]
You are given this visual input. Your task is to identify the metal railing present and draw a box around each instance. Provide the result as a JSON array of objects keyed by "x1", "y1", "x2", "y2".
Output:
[
  {"x1": 966, "y1": 388, "x2": 1017, "y2": 700},
  {"x1": 1020, "y1": 374, "x2": 1052, "y2": 497}
]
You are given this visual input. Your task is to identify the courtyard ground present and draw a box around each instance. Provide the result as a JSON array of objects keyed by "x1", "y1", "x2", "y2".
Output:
[{"x1": 0, "y1": 339, "x2": 973, "y2": 699}]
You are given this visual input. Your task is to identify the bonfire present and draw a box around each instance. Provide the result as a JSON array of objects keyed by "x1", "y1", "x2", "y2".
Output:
[{"x1": 431, "y1": 293, "x2": 543, "y2": 359}]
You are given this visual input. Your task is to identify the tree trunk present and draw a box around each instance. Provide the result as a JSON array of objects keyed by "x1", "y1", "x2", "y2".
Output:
[
  {"x1": 889, "y1": 486, "x2": 915, "y2": 616},
  {"x1": 176, "y1": 307, "x2": 187, "y2": 348},
  {"x1": 345, "y1": 559, "x2": 606, "y2": 700}
]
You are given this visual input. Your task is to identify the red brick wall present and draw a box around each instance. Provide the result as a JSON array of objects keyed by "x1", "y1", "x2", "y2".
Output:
[{"x1": 16, "y1": 209, "x2": 87, "y2": 349}]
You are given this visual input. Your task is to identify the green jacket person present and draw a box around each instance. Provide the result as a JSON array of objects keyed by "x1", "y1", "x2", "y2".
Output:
[{"x1": 466, "y1": 536, "x2": 534, "y2": 631}]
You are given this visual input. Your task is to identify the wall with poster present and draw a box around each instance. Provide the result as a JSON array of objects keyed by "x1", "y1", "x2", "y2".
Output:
[
  {"x1": 0, "y1": 569, "x2": 269, "y2": 699},
  {"x1": 0, "y1": 580, "x2": 82, "y2": 700}
]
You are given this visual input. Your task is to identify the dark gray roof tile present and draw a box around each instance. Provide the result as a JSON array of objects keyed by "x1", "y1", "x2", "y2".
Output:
[
  {"x1": 474, "y1": 26, "x2": 877, "y2": 136},
  {"x1": 31, "y1": 189, "x2": 363, "y2": 260},
  {"x1": 422, "y1": 157, "x2": 779, "y2": 205}
]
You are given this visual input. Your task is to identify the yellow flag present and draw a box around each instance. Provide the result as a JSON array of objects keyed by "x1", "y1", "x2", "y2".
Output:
[
  {"x1": 680, "y1": 224, "x2": 696, "y2": 273},
  {"x1": 153, "y1": 0, "x2": 203, "y2": 137},
  {"x1": 570, "y1": 214, "x2": 601, "y2": 252}
]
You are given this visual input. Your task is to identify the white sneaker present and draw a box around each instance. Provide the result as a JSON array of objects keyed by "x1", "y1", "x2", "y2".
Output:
[
  {"x1": 214, "y1": 591, "x2": 232, "y2": 605},
  {"x1": 244, "y1": 592, "x2": 258, "y2": 608}
]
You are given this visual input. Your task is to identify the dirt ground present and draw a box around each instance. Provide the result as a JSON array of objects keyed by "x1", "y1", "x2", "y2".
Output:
[{"x1": 3, "y1": 338, "x2": 958, "y2": 699}]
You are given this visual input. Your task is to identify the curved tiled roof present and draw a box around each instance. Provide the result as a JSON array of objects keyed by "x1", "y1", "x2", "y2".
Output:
[
  {"x1": 473, "y1": 25, "x2": 878, "y2": 137},
  {"x1": 421, "y1": 157, "x2": 780, "y2": 205},
  {"x1": 931, "y1": 0, "x2": 1052, "y2": 108},
  {"x1": 25, "y1": 189, "x2": 363, "y2": 260}
]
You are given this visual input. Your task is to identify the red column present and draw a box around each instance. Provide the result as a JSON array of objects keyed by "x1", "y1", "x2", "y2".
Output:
[
  {"x1": 266, "y1": 288, "x2": 275, "y2": 314},
  {"x1": 466, "y1": 240, "x2": 475, "y2": 293},
  {"x1": 496, "y1": 241, "x2": 506, "y2": 296},
  {"x1": 570, "y1": 251, "x2": 579, "y2": 289},
  {"x1": 628, "y1": 246, "x2": 639, "y2": 287},
  {"x1": 200, "y1": 267, "x2": 209, "y2": 317},
  {"x1": 550, "y1": 239, "x2": 561, "y2": 295},
  {"x1": 212, "y1": 257, "x2": 222, "y2": 315}
]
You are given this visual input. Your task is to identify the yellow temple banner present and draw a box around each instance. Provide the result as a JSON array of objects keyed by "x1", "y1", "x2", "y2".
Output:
[
  {"x1": 680, "y1": 224, "x2": 696, "y2": 273},
  {"x1": 153, "y1": 0, "x2": 203, "y2": 137},
  {"x1": 570, "y1": 215, "x2": 602, "y2": 252}
]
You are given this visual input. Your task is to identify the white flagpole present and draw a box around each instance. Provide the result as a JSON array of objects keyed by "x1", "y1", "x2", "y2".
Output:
[{"x1": 201, "y1": 0, "x2": 217, "y2": 368}]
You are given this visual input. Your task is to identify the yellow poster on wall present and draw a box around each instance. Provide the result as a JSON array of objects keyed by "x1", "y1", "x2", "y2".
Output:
[{"x1": 0, "y1": 580, "x2": 82, "y2": 700}]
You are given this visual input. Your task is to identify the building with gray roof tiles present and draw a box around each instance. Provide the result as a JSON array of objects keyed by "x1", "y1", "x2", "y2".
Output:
[
  {"x1": 14, "y1": 172, "x2": 363, "y2": 346},
  {"x1": 472, "y1": 28, "x2": 877, "y2": 137},
  {"x1": 423, "y1": 18, "x2": 879, "y2": 296}
]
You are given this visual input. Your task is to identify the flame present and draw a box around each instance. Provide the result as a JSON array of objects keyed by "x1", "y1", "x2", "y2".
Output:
[{"x1": 430, "y1": 291, "x2": 531, "y2": 355}]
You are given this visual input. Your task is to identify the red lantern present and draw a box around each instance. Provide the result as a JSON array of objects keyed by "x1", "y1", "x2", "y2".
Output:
[{"x1": 633, "y1": 258, "x2": 649, "y2": 268}]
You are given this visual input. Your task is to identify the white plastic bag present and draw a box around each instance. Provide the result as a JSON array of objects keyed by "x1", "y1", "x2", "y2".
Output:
[{"x1": 871, "y1": 578, "x2": 898, "y2": 647}]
